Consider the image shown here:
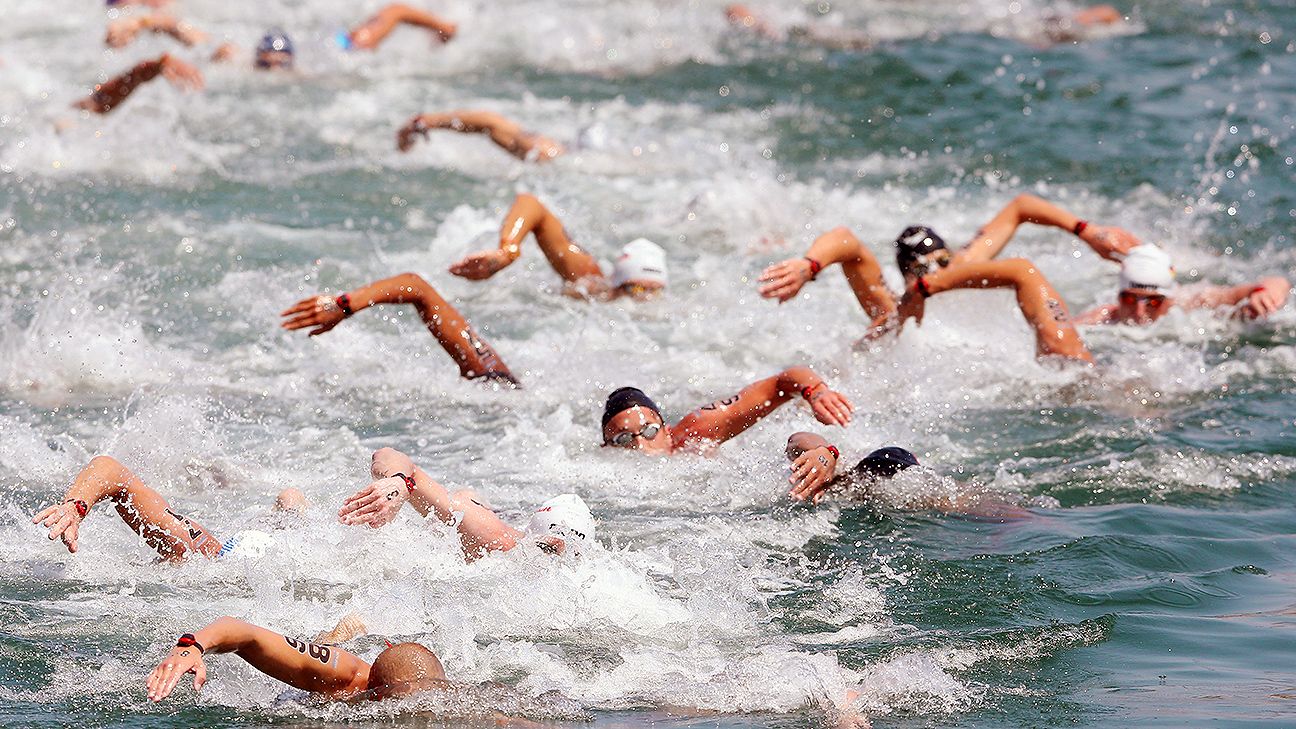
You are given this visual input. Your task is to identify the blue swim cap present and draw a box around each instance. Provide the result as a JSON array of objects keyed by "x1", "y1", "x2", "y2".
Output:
[{"x1": 256, "y1": 28, "x2": 294, "y2": 56}]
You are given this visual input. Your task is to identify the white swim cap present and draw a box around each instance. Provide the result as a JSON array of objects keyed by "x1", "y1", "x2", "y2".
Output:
[
  {"x1": 610, "y1": 238, "x2": 668, "y2": 288},
  {"x1": 220, "y1": 529, "x2": 273, "y2": 559},
  {"x1": 525, "y1": 494, "x2": 596, "y2": 545},
  {"x1": 1119, "y1": 244, "x2": 1175, "y2": 292}
]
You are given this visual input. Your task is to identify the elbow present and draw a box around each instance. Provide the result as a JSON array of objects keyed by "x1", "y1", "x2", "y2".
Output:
[{"x1": 88, "y1": 454, "x2": 123, "y2": 471}]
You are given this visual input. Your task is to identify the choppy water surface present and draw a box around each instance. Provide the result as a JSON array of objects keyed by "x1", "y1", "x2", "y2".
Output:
[{"x1": 2, "y1": 0, "x2": 1294, "y2": 726}]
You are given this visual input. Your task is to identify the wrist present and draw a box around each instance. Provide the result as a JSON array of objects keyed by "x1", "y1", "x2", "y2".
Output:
[
  {"x1": 804, "y1": 257, "x2": 823, "y2": 281},
  {"x1": 801, "y1": 382, "x2": 825, "y2": 401},
  {"x1": 824, "y1": 445, "x2": 839, "y2": 461},
  {"x1": 1072, "y1": 220, "x2": 1088, "y2": 237},
  {"x1": 334, "y1": 293, "x2": 354, "y2": 316},
  {"x1": 63, "y1": 498, "x2": 89, "y2": 520},
  {"x1": 176, "y1": 633, "x2": 205, "y2": 654},
  {"x1": 392, "y1": 472, "x2": 416, "y2": 495},
  {"x1": 915, "y1": 275, "x2": 932, "y2": 299}
]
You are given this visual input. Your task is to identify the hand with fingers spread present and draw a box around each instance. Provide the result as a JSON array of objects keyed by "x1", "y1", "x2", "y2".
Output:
[
  {"x1": 339, "y1": 475, "x2": 410, "y2": 528},
  {"x1": 788, "y1": 445, "x2": 839, "y2": 503},
  {"x1": 804, "y1": 383, "x2": 853, "y2": 426},
  {"x1": 1080, "y1": 224, "x2": 1141, "y2": 262},
  {"x1": 31, "y1": 500, "x2": 86, "y2": 553},
  {"x1": 448, "y1": 249, "x2": 513, "y2": 280},
  {"x1": 159, "y1": 54, "x2": 204, "y2": 92},
  {"x1": 146, "y1": 642, "x2": 207, "y2": 702},
  {"x1": 280, "y1": 295, "x2": 349, "y2": 337},
  {"x1": 757, "y1": 257, "x2": 815, "y2": 302}
]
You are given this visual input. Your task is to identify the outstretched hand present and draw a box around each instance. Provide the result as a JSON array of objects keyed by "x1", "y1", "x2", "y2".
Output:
[
  {"x1": 789, "y1": 446, "x2": 839, "y2": 503},
  {"x1": 757, "y1": 258, "x2": 814, "y2": 302},
  {"x1": 1239, "y1": 285, "x2": 1285, "y2": 320},
  {"x1": 809, "y1": 388, "x2": 853, "y2": 426},
  {"x1": 396, "y1": 116, "x2": 430, "y2": 152},
  {"x1": 280, "y1": 296, "x2": 347, "y2": 337},
  {"x1": 449, "y1": 249, "x2": 513, "y2": 280},
  {"x1": 160, "y1": 54, "x2": 204, "y2": 92},
  {"x1": 146, "y1": 645, "x2": 207, "y2": 702},
  {"x1": 338, "y1": 476, "x2": 409, "y2": 528},
  {"x1": 31, "y1": 502, "x2": 83, "y2": 553},
  {"x1": 1080, "y1": 224, "x2": 1140, "y2": 262},
  {"x1": 896, "y1": 285, "x2": 927, "y2": 327}
]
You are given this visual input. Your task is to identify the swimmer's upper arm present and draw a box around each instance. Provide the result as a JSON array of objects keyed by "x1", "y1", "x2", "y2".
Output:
[
  {"x1": 673, "y1": 377, "x2": 786, "y2": 448},
  {"x1": 232, "y1": 622, "x2": 369, "y2": 695}
]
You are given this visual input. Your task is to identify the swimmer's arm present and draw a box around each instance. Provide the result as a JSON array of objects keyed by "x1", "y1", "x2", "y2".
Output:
[
  {"x1": 672, "y1": 368, "x2": 853, "y2": 448},
  {"x1": 1179, "y1": 277, "x2": 1291, "y2": 317},
  {"x1": 73, "y1": 54, "x2": 202, "y2": 114},
  {"x1": 348, "y1": 3, "x2": 456, "y2": 50},
  {"x1": 147, "y1": 617, "x2": 368, "y2": 701},
  {"x1": 105, "y1": 14, "x2": 204, "y2": 48},
  {"x1": 758, "y1": 227, "x2": 897, "y2": 327},
  {"x1": 953, "y1": 193, "x2": 1138, "y2": 265},
  {"x1": 448, "y1": 194, "x2": 600, "y2": 284},
  {"x1": 917, "y1": 259, "x2": 1094, "y2": 362},
  {"x1": 31, "y1": 455, "x2": 138, "y2": 552},
  {"x1": 785, "y1": 432, "x2": 841, "y2": 503}
]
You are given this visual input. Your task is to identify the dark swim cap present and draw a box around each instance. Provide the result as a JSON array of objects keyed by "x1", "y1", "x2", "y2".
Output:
[
  {"x1": 256, "y1": 28, "x2": 295, "y2": 57},
  {"x1": 894, "y1": 226, "x2": 947, "y2": 273},
  {"x1": 601, "y1": 387, "x2": 662, "y2": 429},
  {"x1": 854, "y1": 446, "x2": 920, "y2": 480}
]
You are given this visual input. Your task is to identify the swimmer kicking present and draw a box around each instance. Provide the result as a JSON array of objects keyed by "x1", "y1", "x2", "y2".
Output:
[
  {"x1": 600, "y1": 367, "x2": 853, "y2": 455},
  {"x1": 447, "y1": 193, "x2": 667, "y2": 301},
  {"x1": 338, "y1": 447, "x2": 595, "y2": 559},
  {"x1": 30, "y1": 455, "x2": 302, "y2": 561},
  {"x1": 281, "y1": 273, "x2": 519, "y2": 386},
  {"x1": 397, "y1": 111, "x2": 564, "y2": 162}
]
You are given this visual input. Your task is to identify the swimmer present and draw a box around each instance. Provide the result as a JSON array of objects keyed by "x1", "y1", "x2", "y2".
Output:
[
  {"x1": 338, "y1": 447, "x2": 595, "y2": 559},
  {"x1": 211, "y1": 28, "x2": 297, "y2": 70},
  {"x1": 600, "y1": 367, "x2": 853, "y2": 455},
  {"x1": 758, "y1": 193, "x2": 1141, "y2": 360},
  {"x1": 724, "y1": 3, "x2": 872, "y2": 50},
  {"x1": 30, "y1": 455, "x2": 301, "y2": 561},
  {"x1": 397, "y1": 111, "x2": 564, "y2": 162},
  {"x1": 338, "y1": 3, "x2": 456, "y2": 51},
  {"x1": 1074, "y1": 244, "x2": 1291, "y2": 325},
  {"x1": 73, "y1": 53, "x2": 203, "y2": 114},
  {"x1": 105, "y1": 13, "x2": 205, "y2": 49},
  {"x1": 447, "y1": 193, "x2": 666, "y2": 302},
  {"x1": 280, "y1": 273, "x2": 519, "y2": 386},
  {"x1": 1043, "y1": 4, "x2": 1125, "y2": 44},
  {"x1": 783, "y1": 433, "x2": 1033, "y2": 520}
]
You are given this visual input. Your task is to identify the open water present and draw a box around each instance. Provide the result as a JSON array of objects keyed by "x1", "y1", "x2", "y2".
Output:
[{"x1": 1, "y1": 0, "x2": 1294, "y2": 726}]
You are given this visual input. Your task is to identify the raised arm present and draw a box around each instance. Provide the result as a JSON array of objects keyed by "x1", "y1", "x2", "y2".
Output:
[
  {"x1": 447, "y1": 193, "x2": 603, "y2": 285},
  {"x1": 106, "y1": 13, "x2": 206, "y2": 48},
  {"x1": 280, "y1": 273, "x2": 515, "y2": 383},
  {"x1": 758, "y1": 227, "x2": 898, "y2": 334},
  {"x1": 953, "y1": 193, "x2": 1140, "y2": 265},
  {"x1": 899, "y1": 259, "x2": 1094, "y2": 362},
  {"x1": 785, "y1": 432, "x2": 841, "y2": 504},
  {"x1": 347, "y1": 3, "x2": 456, "y2": 50},
  {"x1": 671, "y1": 367, "x2": 854, "y2": 450},
  {"x1": 1178, "y1": 276, "x2": 1292, "y2": 319},
  {"x1": 397, "y1": 111, "x2": 562, "y2": 161},
  {"x1": 74, "y1": 53, "x2": 203, "y2": 114},
  {"x1": 339, "y1": 448, "x2": 522, "y2": 559},
  {"x1": 146, "y1": 616, "x2": 370, "y2": 702}
]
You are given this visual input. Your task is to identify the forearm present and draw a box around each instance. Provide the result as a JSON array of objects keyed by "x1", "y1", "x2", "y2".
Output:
[
  {"x1": 392, "y1": 5, "x2": 456, "y2": 37},
  {"x1": 191, "y1": 616, "x2": 255, "y2": 655},
  {"x1": 957, "y1": 193, "x2": 1081, "y2": 264},
  {"x1": 78, "y1": 58, "x2": 164, "y2": 113},
  {"x1": 805, "y1": 227, "x2": 869, "y2": 266},
  {"x1": 145, "y1": 15, "x2": 203, "y2": 45},
  {"x1": 63, "y1": 455, "x2": 136, "y2": 508},
  {"x1": 774, "y1": 366, "x2": 825, "y2": 399},
  {"x1": 498, "y1": 194, "x2": 597, "y2": 281},
  {"x1": 344, "y1": 273, "x2": 431, "y2": 311}
]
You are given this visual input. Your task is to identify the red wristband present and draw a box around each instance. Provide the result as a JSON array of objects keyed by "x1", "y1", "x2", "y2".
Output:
[
  {"x1": 393, "y1": 472, "x2": 416, "y2": 493},
  {"x1": 915, "y1": 276, "x2": 932, "y2": 299},
  {"x1": 176, "y1": 633, "x2": 205, "y2": 654},
  {"x1": 826, "y1": 445, "x2": 840, "y2": 461},
  {"x1": 801, "y1": 383, "x2": 824, "y2": 401},
  {"x1": 335, "y1": 293, "x2": 354, "y2": 316},
  {"x1": 63, "y1": 499, "x2": 89, "y2": 519},
  {"x1": 805, "y1": 257, "x2": 823, "y2": 280},
  {"x1": 1072, "y1": 220, "x2": 1088, "y2": 236}
]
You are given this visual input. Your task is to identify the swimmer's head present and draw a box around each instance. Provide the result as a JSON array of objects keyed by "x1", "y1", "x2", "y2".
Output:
[
  {"x1": 367, "y1": 642, "x2": 446, "y2": 698},
  {"x1": 611, "y1": 238, "x2": 668, "y2": 299},
  {"x1": 1117, "y1": 244, "x2": 1175, "y2": 323},
  {"x1": 525, "y1": 493, "x2": 596, "y2": 554},
  {"x1": 255, "y1": 28, "x2": 294, "y2": 70},
  {"x1": 894, "y1": 226, "x2": 950, "y2": 279},
  {"x1": 854, "y1": 446, "x2": 920, "y2": 482},
  {"x1": 602, "y1": 387, "x2": 670, "y2": 453}
]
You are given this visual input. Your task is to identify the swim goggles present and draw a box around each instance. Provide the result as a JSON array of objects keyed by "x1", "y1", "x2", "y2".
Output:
[{"x1": 605, "y1": 422, "x2": 661, "y2": 447}]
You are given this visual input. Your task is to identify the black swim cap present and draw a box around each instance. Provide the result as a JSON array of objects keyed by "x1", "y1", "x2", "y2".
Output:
[
  {"x1": 894, "y1": 226, "x2": 947, "y2": 273},
  {"x1": 854, "y1": 446, "x2": 919, "y2": 480},
  {"x1": 602, "y1": 387, "x2": 661, "y2": 429}
]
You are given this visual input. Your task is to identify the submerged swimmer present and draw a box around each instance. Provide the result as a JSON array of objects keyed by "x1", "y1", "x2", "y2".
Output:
[
  {"x1": 759, "y1": 193, "x2": 1144, "y2": 361},
  {"x1": 73, "y1": 53, "x2": 203, "y2": 114},
  {"x1": 337, "y1": 3, "x2": 457, "y2": 51},
  {"x1": 600, "y1": 367, "x2": 853, "y2": 455},
  {"x1": 30, "y1": 455, "x2": 301, "y2": 561},
  {"x1": 448, "y1": 193, "x2": 668, "y2": 302},
  {"x1": 281, "y1": 273, "x2": 518, "y2": 386},
  {"x1": 783, "y1": 434, "x2": 1032, "y2": 520},
  {"x1": 1074, "y1": 244, "x2": 1290, "y2": 325},
  {"x1": 397, "y1": 111, "x2": 564, "y2": 162},
  {"x1": 338, "y1": 447, "x2": 594, "y2": 559}
]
